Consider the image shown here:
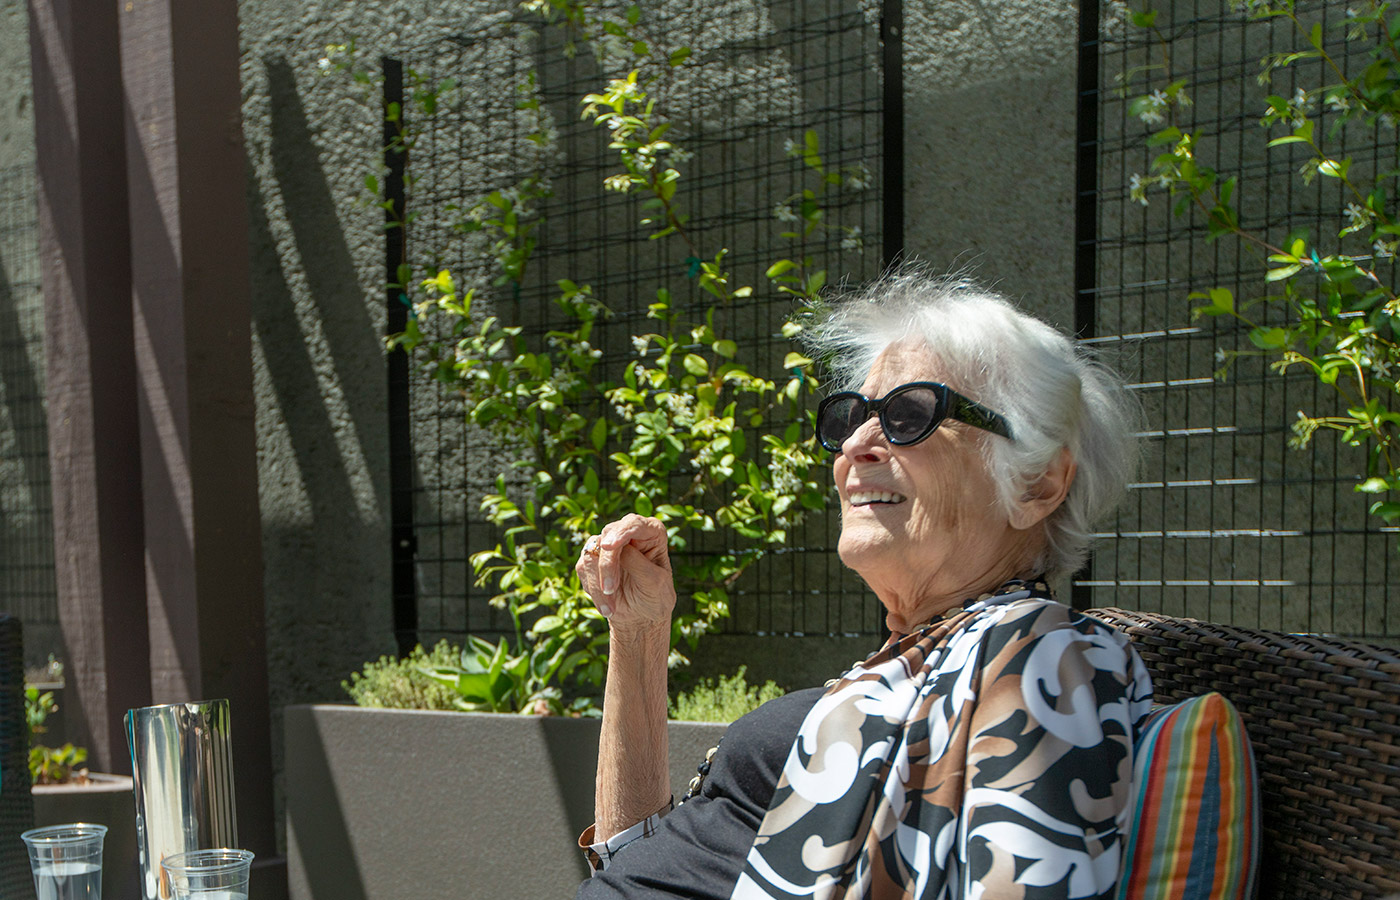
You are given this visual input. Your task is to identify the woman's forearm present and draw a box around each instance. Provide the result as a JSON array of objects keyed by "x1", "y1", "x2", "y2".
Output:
[{"x1": 594, "y1": 622, "x2": 672, "y2": 841}]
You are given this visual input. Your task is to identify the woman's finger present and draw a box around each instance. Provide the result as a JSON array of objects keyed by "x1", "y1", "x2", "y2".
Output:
[{"x1": 576, "y1": 535, "x2": 611, "y2": 616}]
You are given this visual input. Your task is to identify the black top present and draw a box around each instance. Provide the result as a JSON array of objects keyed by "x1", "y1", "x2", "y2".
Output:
[{"x1": 576, "y1": 687, "x2": 826, "y2": 899}]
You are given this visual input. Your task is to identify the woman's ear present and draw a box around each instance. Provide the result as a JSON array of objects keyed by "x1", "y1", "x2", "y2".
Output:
[{"x1": 1008, "y1": 446, "x2": 1077, "y2": 531}]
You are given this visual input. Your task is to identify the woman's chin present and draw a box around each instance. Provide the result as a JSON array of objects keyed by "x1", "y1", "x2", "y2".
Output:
[{"x1": 836, "y1": 529, "x2": 906, "y2": 577}]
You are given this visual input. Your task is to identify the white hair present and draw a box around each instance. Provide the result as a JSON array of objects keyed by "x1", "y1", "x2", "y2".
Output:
[{"x1": 801, "y1": 272, "x2": 1141, "y2": 579}]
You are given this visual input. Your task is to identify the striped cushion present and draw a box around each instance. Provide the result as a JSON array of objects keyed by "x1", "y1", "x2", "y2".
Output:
[{"x1": 1117, "y1": 692, "x2": 1260, "y2": 900}]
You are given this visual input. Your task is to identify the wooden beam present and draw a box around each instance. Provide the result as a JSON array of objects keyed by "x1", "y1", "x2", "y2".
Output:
[
  {"x1": 28, "y1": 0, "x2": 151, "y2": 776},
  {"x1": 118, "y1": 0, "x2": 281, "y2": 888}
]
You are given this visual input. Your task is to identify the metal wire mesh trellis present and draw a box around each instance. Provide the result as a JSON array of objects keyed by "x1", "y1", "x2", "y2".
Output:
[
  {"x1": 387, "y1": 0, "x2": 893, "y2": 648},
  {"x1": 1080, "y1": 0, "x2": 1397, "y2": 640},
  {"x1": 0, "y1": 164, "x2": 59, "y2": 649}
]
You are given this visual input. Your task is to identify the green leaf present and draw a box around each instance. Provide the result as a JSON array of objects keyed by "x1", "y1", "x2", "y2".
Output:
[
  {"x1": 1266, "y1": 264, "x2": 1303, "y2": 281},
  {"x1": 765, "y1": 259, "x2": 797, "y2": 278},
  {"x1": 669, "y1": 47, "x2": 691, "y2": 67},
  {"x1": 1357, "y1": 477, "x2": 1391, "y2": 493},
  {"x1": 713, "y1": 339, "x2": 737, "y2": 359},
  {"x1": 683, "y1": 353, "x2": 709, "y2": 376},
  {"x1": 1130, "y1": 8, "x2": 1157, "y2": 27},
  {"x1": 590, "y1": 417, "x2": 608, "y2": 452},
  {"x1": 783, "y1": 352, "x2": 813, "y2": 369},
  {"x1": 532, "y1": 615, "x2": 564, "y2": 634},
  {"x1": 1317, "y1": 158, "x2": 1349, "y2": 178},
  {"x1": 1249, "y1": 327, "x2": 1290, "y2": 349}
]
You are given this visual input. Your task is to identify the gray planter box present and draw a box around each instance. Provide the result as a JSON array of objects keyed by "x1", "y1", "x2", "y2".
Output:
[
  {"x1": 285, "y1": 704, "x2": 728, "y2": 900},
  {"x1": 32, "y1": 773, "x2": 140, "y2": 900}
]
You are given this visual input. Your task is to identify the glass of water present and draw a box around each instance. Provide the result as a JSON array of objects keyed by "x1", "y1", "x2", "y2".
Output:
[
  {"x1": 21, "y1": 823, "x2": 107, "y2": 900},
  {"x1": 160, "y1": 848, "x2": 254, "y2": 900}
]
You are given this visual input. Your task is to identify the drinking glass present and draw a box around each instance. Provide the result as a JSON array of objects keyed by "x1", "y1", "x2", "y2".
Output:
[
  {"x1": 160, "y1": 849, "x2": 254, "y2": 900},
  {"x1": 21, "y1": 823, "x2": 108, "y2": 900}
]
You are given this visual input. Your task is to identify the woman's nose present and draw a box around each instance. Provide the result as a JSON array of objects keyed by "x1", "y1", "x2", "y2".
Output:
[{"x1": 840, "y1": 415, "x2": 888, "y2": 462}]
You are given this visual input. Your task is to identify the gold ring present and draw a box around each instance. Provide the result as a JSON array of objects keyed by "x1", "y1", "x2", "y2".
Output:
[{"x1": 584, "y1": 537, "x2": 600, "y2": 555}]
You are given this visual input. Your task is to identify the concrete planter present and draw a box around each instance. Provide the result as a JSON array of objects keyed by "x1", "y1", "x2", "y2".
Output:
[
  {"x1": 284, "y1": 704, "x2": 728, "y2": 900},
  {"x1": 32, "y1": 773, "x2": 140, "y2": 900}
]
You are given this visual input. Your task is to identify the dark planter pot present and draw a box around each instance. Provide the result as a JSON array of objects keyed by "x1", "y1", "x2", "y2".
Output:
[
  {"x1": 32, "y1": 773, "x2": 140, "y2": 900},
  {"x1": 284, "y1": 704, "x2": 728, "y2": 900}
]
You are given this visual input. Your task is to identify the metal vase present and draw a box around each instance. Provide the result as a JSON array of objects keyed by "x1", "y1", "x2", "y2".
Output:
[{"x1": 125, "y1": 700, "x2": 239, "y2": 900}]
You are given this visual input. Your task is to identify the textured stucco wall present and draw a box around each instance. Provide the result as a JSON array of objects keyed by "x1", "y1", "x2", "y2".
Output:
[
  {"x1": 236, "y1": 3, "x2": 507, "y2": 841},
  {"x1": 0, "y1": 1, "x2": 52, "y2": 670},
  {"x1": 0, "y1": 2, "x2": 33, "y2": 165},
  {"x1": 902, "y1": 0, "x2": 1079, "y2": 329}
]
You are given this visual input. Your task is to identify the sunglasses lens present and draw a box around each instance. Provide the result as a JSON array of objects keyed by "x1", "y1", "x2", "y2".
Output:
[
  {"x1": 818, "y1": 395, "x2": 865, "y2": 450},
  {"x1": 883, "y1": 388, "x2": 940, "y2": 444}
]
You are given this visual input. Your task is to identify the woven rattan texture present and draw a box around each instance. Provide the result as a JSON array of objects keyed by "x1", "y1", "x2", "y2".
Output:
[
  {"x1": 0, "y1": 615, "x2": 35, "y2": 895},
  {"x1": 1088, "y1": 607, "x2": 1400, "y2": 899}
]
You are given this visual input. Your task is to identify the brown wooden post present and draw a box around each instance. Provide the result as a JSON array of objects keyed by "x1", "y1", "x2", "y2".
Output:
[
  {"x1": 28, "y1": 0, "x2": 152, "y2": 776},
  {"x1": 118, "y1": 0, "x2": 282, "y2": 892}
]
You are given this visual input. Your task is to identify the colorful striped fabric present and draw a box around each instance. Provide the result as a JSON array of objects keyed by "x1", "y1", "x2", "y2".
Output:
[{"x1": 1116, "y1": 692, "x2": 1260, "y2": 900}]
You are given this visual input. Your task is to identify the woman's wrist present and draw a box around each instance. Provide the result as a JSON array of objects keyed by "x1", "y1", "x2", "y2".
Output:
[{"x1": 608, "y1": 619, "x2": 672, "y2": 651}]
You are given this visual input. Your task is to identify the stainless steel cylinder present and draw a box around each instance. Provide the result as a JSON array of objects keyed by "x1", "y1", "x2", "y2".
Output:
[{"x1": 125, "y1": 700, "x2": 238, "y2": 900}]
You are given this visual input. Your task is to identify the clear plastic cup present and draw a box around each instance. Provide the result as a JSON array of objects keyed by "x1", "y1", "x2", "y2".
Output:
[
  {"x1": 160, "y1": 849, "x2": 254, "y2": 900},
  {"x1": 21, "y1": 823, "x2": 108, "y2": 900}
]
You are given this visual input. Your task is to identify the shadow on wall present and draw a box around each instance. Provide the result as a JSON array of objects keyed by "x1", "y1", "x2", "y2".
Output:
[
  {"x1": 247, "y1": 54, "x2": 394, "y2": 697},
  {"x1": 0, "y1": 254, "x2": 62, "y2": 667}
]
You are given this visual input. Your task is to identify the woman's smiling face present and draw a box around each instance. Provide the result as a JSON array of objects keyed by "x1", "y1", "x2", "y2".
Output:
[{"x1": 832, "y1": 340, "x2": 1038, "y2": 631}]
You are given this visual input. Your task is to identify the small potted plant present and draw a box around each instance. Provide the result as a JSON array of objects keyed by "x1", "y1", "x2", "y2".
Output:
[{"x1": 27, "y1": 665, "x2": 139, "y2": 899}]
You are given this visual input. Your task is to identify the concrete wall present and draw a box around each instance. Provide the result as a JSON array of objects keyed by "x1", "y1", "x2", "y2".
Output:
[
  {"x1": 284, "y1": 705, "x2": 728, "y2": 900},
  {"x1": 902, "y1": 0, "x2": 1080, "y2": 328}
]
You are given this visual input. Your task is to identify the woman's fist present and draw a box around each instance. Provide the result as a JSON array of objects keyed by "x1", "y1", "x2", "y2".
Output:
[{"x1": 576, "y1": 514, "x2": 676, "y2": 630}]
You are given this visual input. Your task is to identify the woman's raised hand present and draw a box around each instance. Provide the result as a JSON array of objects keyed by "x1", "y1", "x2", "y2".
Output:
[{"x1": 576, "y1": 514, "x2": 676, "y2": 630}]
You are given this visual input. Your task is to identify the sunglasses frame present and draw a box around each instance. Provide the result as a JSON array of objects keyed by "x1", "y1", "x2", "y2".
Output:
[{"x1": 815, "y1": 381, "x2": 1013, "y2": 452}]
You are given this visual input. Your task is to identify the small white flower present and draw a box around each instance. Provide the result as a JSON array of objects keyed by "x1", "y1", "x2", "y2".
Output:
[
  {"x1": 841, "y1": 226, "x2": 864, "y2": 251},
  {"x1": 773, "y1": 203, "x2": 799, "y2": 223},
  {"x1": 1215, "y1": 347, "x2": 1228, "y2": 363},
  {"x1": 603, "y1": 174, "x2": 632, "y2": 192},
  {"x1": 845, "y1": 163, "x2": 872, "y2": 190},
  {"x1": 1129, "y1": 173, "x2": 1152, "y2": 206},
  {"x1": 1327, "y1": 93, "x2": 1351, "y2": 112},
  {"x1": 317, "y1": 57, "x2": 333, "y2": 73},
  {"x1": 1137, "y1": 89, "x2": 1170, "y2": 126},
  {"x1": 668, "y1": 147, "x2": 693, "y2": 163},
  {"x1": 631, "y1": 335, "x2": 649, "y2": 355},
  {"x1": 1383, "y1": 113, "x2": 1397, "y2": 130},
  {"x1": 1374, "y1": 239, "x2": 1395, "y2": 259},
  {"x1": 783, "y1": 138, "x2": 799, "y2": 157}
]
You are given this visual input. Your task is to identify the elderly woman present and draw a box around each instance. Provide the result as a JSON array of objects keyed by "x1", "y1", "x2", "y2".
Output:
[{"x1": 573, "y1": 275, "x2": 1154, "y2": 899}]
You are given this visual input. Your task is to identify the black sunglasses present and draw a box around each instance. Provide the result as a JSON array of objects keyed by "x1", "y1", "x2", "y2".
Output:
[{"x1": 815, "y1": 381, "x2": 1013, "y2": 452}]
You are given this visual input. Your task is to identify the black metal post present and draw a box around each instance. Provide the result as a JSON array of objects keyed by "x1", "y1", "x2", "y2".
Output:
[
  {"x1": 881, "y1": 0, "x2": 904, "y2": 270},
  {"x1": 384, "y1": 56, "x2": 418, "y2": 656},
  {"x1": 1072, "y1": 0, "x2": 1101, "y2": 611}
]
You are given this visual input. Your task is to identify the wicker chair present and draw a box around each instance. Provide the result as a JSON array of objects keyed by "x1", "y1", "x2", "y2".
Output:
[
  {"x1": 1087, "y1": 608, "x2": 1400, "y2": 900},
  {"x1": 0, "y1": 615, "x2": 35, "y2": 895}
]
